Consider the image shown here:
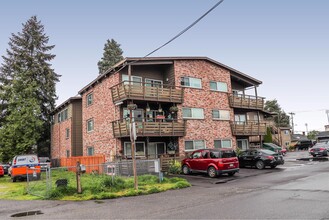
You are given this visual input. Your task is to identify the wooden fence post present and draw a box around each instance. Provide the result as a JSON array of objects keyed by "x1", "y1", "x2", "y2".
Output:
[{"x1": 76, "y1": 161, "x2": 82, "y2": 194}]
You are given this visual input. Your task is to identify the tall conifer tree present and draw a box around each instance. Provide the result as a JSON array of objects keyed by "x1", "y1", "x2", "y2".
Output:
[
  {"x1": 97, "y1": 39, "x2": 124, "y2": 74},
  {"x1": 0, "y1": 16, "x2": 59, "y2": 161}
]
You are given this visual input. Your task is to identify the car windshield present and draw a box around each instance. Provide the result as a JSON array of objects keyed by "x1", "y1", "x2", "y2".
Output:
[
  {"x1": 264, "y1": 143, "x2": 281, "y2": 149},
  {"x1": 39, "y1": 157, "x2": 50, "y2": 163}
]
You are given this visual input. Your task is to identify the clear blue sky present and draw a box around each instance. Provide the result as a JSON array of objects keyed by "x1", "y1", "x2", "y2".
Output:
[{"x1": 1, "y1": 0, "x2": 328, "y2": 132}]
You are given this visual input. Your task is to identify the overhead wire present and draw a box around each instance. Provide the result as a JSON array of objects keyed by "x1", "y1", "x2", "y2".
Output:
[{"x1": 106, "y1": 0, "x2": 225, "y2": 74}]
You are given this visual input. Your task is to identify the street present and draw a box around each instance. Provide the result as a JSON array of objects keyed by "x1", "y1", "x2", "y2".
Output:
[{"x1": 2, "y1": 151, "x2": 329, "y2": 219}]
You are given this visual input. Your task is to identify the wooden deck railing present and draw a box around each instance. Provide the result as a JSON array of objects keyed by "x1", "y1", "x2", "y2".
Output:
[
  {"x1": 112, "y1": 118, "x2": 186, "y2": 138},
  {"x1": 228, "y1": 94, "x2": 264, "y2": 110},
  {"x1": 110, "y1": 81, "x2": 184, "y2": 104},
  {"x1": 231, "y1": 121, "x2": 267, "y2": 136}
]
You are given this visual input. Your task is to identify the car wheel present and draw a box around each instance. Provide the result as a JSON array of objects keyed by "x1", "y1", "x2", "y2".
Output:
[
  {"x1": 12, "y1": 177, "x2": 16, "y2": 182},
  {"x1": 270, "y1": 165, "x2": 277, "y2": 169},
  {"x1": 182, "y1": 165, "x2": 190, "y2": 175},
  {"x1": 255, "y1": 160, "x2": 265, "y2": 170},
  {"x1": 207, "y1": 166, "x2": 217, "y2": 178},
  {"x1": 228, "y1": 172, "x2": 235, "y2": 176}
]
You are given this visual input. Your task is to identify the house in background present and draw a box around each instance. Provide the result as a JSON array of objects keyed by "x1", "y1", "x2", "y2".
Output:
[
  {"x1": 51, "y1": 57, "x2": 275, "y2": 162},
  {"x1": 51, "y1": 97, "x2": 83, "y2": 160}
]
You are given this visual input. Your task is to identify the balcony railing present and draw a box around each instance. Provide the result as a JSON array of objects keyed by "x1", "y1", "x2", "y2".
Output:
[
  {"x1": 112, "y1": 118, "x2": 186, "y2": 138},
  {"x1": 111, "y1": 81, "x2": 184, "y2": 104},
  {"x1": 231, "y1": 121, "x2": 267, "y2": 136},
  {"x1": 228, "y1": 94, "x2": 264, "y2": 110}
]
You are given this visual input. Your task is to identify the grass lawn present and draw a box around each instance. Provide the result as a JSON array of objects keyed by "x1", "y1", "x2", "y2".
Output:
[{"x1": 0, "y1": 170, "x2": 190, "y2": 201}]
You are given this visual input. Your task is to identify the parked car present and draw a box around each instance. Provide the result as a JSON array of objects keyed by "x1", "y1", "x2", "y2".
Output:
[
  {"x1": 309, "y1": 143, "x2": 329, "y2": 157},
  {"x1": 39, "y1": 157, "x2": 51, "y2": 171},
  {"x1": 0, "y1": 165, "x2": 4, "y2": 177},
  {"x1": 0, "y1": 163, "x2": 10, "y2": 175},
  {"x1": 238, "y1": 149, "x2": 285, "y2": 169},
  {"x1": 262, "y1": 143, "x2": 286, "y2": 155},
  {"x1": 181, "y1": 148, "x2": 239, "y2": 178},
  {"x1": 295, "y1": 140, "x2": 313, "y2": 150},
  {"x1": 10, "y1": 154, "x2": 41, "y2": 182}
]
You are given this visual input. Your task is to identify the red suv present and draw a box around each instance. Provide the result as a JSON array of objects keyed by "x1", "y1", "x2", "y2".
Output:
[{"x1": 181, "y1": 148, "x2": 239, "y2": 178}]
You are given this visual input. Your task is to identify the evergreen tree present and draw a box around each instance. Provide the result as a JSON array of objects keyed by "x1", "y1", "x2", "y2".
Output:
[
  {"x1": 264, "y1": 99, "x2": 290, "y2": 127},
  {"x1": 0, "y1": 16, "x2": 59, "y2": 161},
  {"x1": 263, "y1": 127, "x2": 273, "y2": 143},
  {"x1": 97, "y1": 39, "x2": 124, "y2": 74}
]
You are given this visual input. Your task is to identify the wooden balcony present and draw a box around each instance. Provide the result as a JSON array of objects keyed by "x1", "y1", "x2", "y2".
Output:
[
  {"x1": 111, "y1": 81, "x2": 184, "y2": 104},
  {"x1": 228, "y1": 94, "x2": 264, "y2": 110},
  {"x1": 112, "y1": 118, "x2": 186, "y2": 138},
  {"x1": 231, "y1": 121, "x2": 267, "y2": 136}
]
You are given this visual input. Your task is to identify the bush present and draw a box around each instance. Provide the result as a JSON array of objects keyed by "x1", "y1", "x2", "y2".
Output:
[{"x1": 168, "y1": 160, "x2": 181, "y2": 174}]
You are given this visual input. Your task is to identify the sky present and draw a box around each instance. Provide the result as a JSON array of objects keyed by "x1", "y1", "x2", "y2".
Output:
[{"x1": 0, "y1": 0, "x2": 328, "y2": 133}]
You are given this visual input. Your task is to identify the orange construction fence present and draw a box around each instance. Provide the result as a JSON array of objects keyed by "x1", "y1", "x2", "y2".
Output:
[{"x1": 60, "y1": 155, "x2": 105, "y2": 174}]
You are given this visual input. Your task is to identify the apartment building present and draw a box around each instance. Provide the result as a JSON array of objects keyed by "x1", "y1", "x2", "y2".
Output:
[
  {"x1": 51, "y1": 97, "x2": 83, "y2": 159},
  {"x1": 51, "y1": 57, "x2": 272, "y2": 161}
]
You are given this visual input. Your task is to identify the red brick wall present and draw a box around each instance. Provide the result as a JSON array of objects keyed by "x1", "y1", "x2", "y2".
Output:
[
  {"x1": 81, "y1": 73, "x2": 120, "y2": 161},
  {"x1": 51, "y1": 118, "x2": 72, "y2": 159},
  {"x1": 173, "y1": 60, "x2": 236, "y2": 155}
]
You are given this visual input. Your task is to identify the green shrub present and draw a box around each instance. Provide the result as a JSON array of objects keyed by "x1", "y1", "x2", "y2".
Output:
[
  {"x1": 168, "y1": 160, "x2": 181, "y2": 174},
  {"x1": 138, "y1": 175, "x2": 158, "y2": 184},
  {"x1": 174, "y1": 181, "x2": 191, "y2": 189}
]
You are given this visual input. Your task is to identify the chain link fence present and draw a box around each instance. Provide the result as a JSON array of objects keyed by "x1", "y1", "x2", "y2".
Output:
[
  {"x1": 27, "y1": 165, "x2": 51, "y2": 198},
  {"x1": 26, "y1": 159, "x2": 161, "y2": 198}
]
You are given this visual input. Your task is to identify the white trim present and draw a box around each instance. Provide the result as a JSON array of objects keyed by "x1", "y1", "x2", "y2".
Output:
[
  {"x1": 145, "y1": 78, "x2": 163, "y2": 87},
  {"x1": 180, "y1": 76, "x2": 202, "y2": 89},
  {"x1": 214, "y1": 139, "x2": 232, "y2": 148},
  {"x1": 184, "y1": 140, "x2": 206, "y2": 151},
  {"x1": 212, "y1": 109, "x2": 230, "y2": 120},
  {"x1": 124, "y1": 141, "x2": 146, "y2": 157},
  {"x1": 182, "y1": 107, "x2": 204, "y2": 119},
  {"x1": 209, "y1": 81, "x2": 228, "y2": 92},
  {"x1": 87, "y1": 118, "x2": 94, "y2": 133}
]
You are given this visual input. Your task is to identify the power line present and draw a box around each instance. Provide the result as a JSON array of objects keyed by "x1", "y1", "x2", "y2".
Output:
[{"x1": 105, "y1": 0, "x2": 225, "y2": 74}]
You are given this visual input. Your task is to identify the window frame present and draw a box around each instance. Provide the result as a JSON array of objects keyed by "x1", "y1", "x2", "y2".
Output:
[
  {"x1": 212, "y1": 109, "x2": 230, "y2": 120},
  {"x1": 66, "y1": 150, "x2": 70, "y2": 158},
  {"x1": 184, "y1": 140, "x2": 206, "y2": 151},
  {"x1": 124, "y1": 142, "x2": 146, "y2": 157},
  {"x1": 122, "y1": 74, "x2": 142, "y2": 85},
  {"x1": 87, "y1": 92, "x2": 93, "y2": 106},
  {"x1": 57, "y1": 108, "x2": 68, "y2": 123},
  {"x1": 87, "y1": 118, "x2": 94, "y2": 133},
  {"x1": 209, "y1": 81, "x2": 228, "y2": 92},
  {"x1": 180, "y1": 76, "x2": 202, "y2": 89},
  {"x1": 87, "y1": 147, "x2": 94, "y2": 156},
  {"x1": 65, "y1": 128, "x2": 70, "y2": 139},
  {"x1": 182, "y1": 107, "x2": 204, "y2": 119},
  {"x1": 214, "y1": 139, "x2": 232, "y2": 148}
]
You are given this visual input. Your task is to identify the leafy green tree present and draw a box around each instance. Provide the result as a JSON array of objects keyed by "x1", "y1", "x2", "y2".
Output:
[
  {"x1": 263, "y1": 127, "x2": 273, "y2": 143},
  {"x1": 0, "y1": 16, "x2": 59, "y2": 161},
  {"x1": 307, "y1": 130, "x2": 319, "y2": 140},
  {"x1": 97, "y1": 39, "x2": 124, "y2": 74},
  {"x1": 264, "y1": 99, "x2": 290, "y2": 127}
]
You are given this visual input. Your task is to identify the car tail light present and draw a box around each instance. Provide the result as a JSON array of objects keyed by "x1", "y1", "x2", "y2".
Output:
[
  {"x1": 266, "y1": 156, "x2": 274, "y2": 160},
  {"x1": 310, "y1": 149, "x2": 314, "y2": 152},
  {"x1": 218, "y1": 159, "x2": 224, "y2": 168},
  {"x1": 13, "y1": 159, "x2": 16, "y2": 165},
  {"x1": 320, "y1": 148, "x2": 326, "y2": 151}
]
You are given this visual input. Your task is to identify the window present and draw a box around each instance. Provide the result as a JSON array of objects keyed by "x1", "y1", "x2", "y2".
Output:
[
  {"x1": 87, "y1": 119, "x2": 94, "y2": 132},
  {"x1": 65, "y1": 128, "x2": 70, "y2": 139},
  {"x1": 285, "y1": 142, "x2": 290, "y2": 147},
  {"x1": 212, "y1": 110, "x2": 230, "y2": 120},
  {"x1": 66, "y1": 150, "x2": 70, "y2": 158},
  {"x1": 214, "y1": 139, "x2": 232, "y2": 148},
  {"x1": 124, "y1": 142, "x2": 145, "y2": 157},
  {"x1": 210, "y1": 81, "x2": 228, "y2": 92},
  {"x1": 122, "y1": 74, "x2": 142, "y2": 85},
  {"x1": 87, "y1": 147, "x2": 94, "y2": 156},
  {"x1": 185, "y1": 140, "x2": 205, "y2": 151},
  {"x1": 180, "y1": 77, "x2": 202, "y2": 89},
  {"x1": 145, "y1": 79, "x2": 163, "y2": 87},
  {"x1": 182, "y1": 108, "x2": 204, "y2": 119},
  {"x1": 57, "y1": 108, "x2": 68, "y2": 123},
  {"x1": 284, "y1": 130, "x2": 290, "y2": 135},
  {"x1": 235, "y1": 114, "x2": 246, "y2": 125},
  {"x1": 87, "y1": 93, "x2": 93, "y2": 106}
]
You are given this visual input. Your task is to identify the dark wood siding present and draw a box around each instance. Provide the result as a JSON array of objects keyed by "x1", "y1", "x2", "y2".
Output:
[{"x1": 72, "y1": 99, "x2": 83, "y2": 156}]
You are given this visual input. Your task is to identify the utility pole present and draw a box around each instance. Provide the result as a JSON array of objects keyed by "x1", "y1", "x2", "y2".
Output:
[
  {"x1": 289, "y1": 112, "x2": 295, "y2": 134},
  {"x1": 326, "y1": 110, "x2": 329, "y2": 124},
  {"x1": 305, "y1": 123, "x2": 308, "y2": 135}
]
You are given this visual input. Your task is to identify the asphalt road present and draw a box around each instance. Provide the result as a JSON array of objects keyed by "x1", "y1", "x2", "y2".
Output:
[{"x1": 2, "y1": 151, "x2": 329, "y2": 219}]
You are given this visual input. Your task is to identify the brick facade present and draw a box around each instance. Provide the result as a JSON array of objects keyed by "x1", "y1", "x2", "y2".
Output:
[
  {"x1": 81, "y1": 73, "x2": 120, "y2": 161},
  {"x1": 52, "y1": 57, "x2": 266, "y2": 160}
]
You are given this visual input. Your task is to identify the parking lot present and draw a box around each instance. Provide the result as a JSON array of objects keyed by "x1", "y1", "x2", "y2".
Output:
[{"x1": 176, "y1": 150, "x2": 323, "y2": 187}]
